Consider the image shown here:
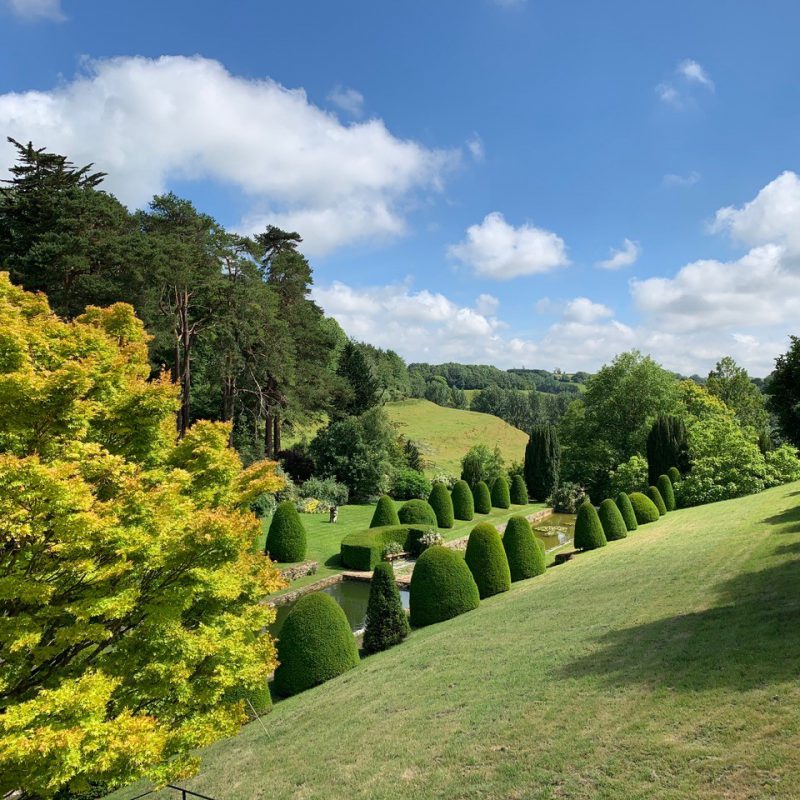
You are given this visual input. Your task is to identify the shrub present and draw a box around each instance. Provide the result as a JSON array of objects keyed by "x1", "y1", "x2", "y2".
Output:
[
  {"x1": 464, "y1": 523, "x2": 512, "y2": 598},
  {"x1": 765, "y1": 444, "x2": 800, "y2": 487},
  {"x1": 362, "y1": 562, "x2": 410, "y2": 655},
  {"x1": 223, "y1": 680, "x2": 272, "y2": 718},
  {"x1": 607, "y1": 454, "x2": 648, "y2": 496},
  {"x1": 647, "y1": 485, "x2": 667, "y2": 515},
  {"x1": 597, "y1": 499, "x2": 627, "y2": 541},
  {"x1": 460, "y1": 444, "x2": 505, "y2": 488},
  {"x1": 451, "y1": 479, "x2": 474, "y2": 521},
  {"x1": 615, "y1": 492, "x2": 638, "y2": 532},
  {"x1": 473, "y1": 481, "x2": 492, "y2": 514},
  {"x1": 265, "y1": 500, "x2": 307, "y2": 562},
  {"x1": 490, "y1": 476, "x2": 511, "y2": 509},
  {"x1": 667, "y1": 466, "x2": 681, "y2": 485},
  {"x1": 573, "y1": 502, "x2": 607, "y2": 551},
  {"x1": 409, "y1": 546, "x2": 480, "y2": 627},
  {"x1": 547, "y1": 481, "x2": 587, "y2": 513},
  {"x1": 299, "y1": 476, "x2": 349, "y2": 508},
  {"x1": 656, "y1": 474, "x2": 676, "y2": 511},
  {"x1": 250, "y1": 492, "x2": 276, "y2": 520},
  {"x1": 646, "y1": 414, "x2": 689, "y2": 485},
  {"x1": 381, "y1": 541, "x2": 404, "y2": 560},
  {"x1": 524, "y1": 424, "x2": 561, "y2": 500},
  {"x1": 412, "y1": 530, "x2": 444, "y2": 556},
  {"x1": 510, "y1": 474, "x2": 528, "y2": 505},
  {"x1": 273, "y1": 592, "x2": 359, "y2": 697},
  {"x1": 628, "y1": 492, "x2": 660, "y2": 524},
  {"x1": 502, "y1": 516, "x2": 545, "y2": 581},
  {"x1": 370, "y1": 495, "x2": 400, "y2": 528},
  {"x1": 391, "y1": 468, "x2": 432, "y2": 500},
  {"x1": 428, "y1": 482, "x2": 455, "y2": 528},
  {"x1": 340, "y1": 525, "x2": 430, "y2": 571},
  {"x1": 432, "y1": 472, "x2": 458, "y2": 489},
  {"x1": 398, "y1": 499, "x2": 438, "y2": 527}
]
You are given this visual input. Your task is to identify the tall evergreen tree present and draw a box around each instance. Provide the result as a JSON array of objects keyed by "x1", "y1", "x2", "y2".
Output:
[
  {"x1": 646, "y1": 414, "x2": 689, "y2": 485},
  {"x1": 336, "y1": 340, "x2": 381, "y2": 417},
  {"x1": 524, "y1": 424, "x2": 561, "y2": 501},
  {"x1": 766, "y1": 336, "x2": 800, "y2": 448}
]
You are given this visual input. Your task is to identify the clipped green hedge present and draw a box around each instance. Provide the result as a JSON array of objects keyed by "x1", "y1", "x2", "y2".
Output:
[
  {"x1": 409, "y1": 546, "x2": 480, "y2": 627},
  {"x1": 273, "y1": 592, "x2": 359, "y2": 697},
  {"x1": 647, "y1": 485, "x2": 668, "y2": 516},
  {"x1": 657, "y1": 474, "x2": 676, "y2": 511},
  {"x1": 340, "y1": 524, "x2": 430, "y2": 571},
  {"x1": 473, "y1": 480, "x2": 492, "y2": 514},
  {"x1": 464, "y1": 523, "x2": 511, "y2": 598},
  {"x1": 428, "y1": 482, "x2": 455, "y2": 528},
  {"x1": 616, "y1": 492, "x2": 638, "y2": 532},
  {"x1": 573, "y1": 502, "x2": 607, "y2": 551},
  {"x1": 598, "y1": 498, "x2": 627, "y2": 541},
  {"x1": 370, "y1": 495, "x2": 400, "y2": 528},
  {"x1": 502, "y1": 515, "x2": 545, "y2": 581},
  {"x1": 629, "y1": 492, "x2": 660, "y2": 524},
  {"x1": 667, "y1": 466, "x2": 681, "y2": 486},
  {"x1": 510, "y1": 474, "x2": 528, "y2": 505},
  {"x1": 451, "y1": 479, "x2": 474, "y2": 521},
  {"x1": 265, "y1": 500, "x2": 307, "y2": 562},
  {"x1": 398, "y1": 499, "x2": 438, "y2": 527},
  {"x1": 491, "y1": 476, "x2": 511, "y2": 509}
]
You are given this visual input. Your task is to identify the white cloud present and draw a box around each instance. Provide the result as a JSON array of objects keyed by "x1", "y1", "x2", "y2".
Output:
[
  {"x1": 656, "y1": 83, "x2": 681, "y2": 108},
  {"x1": 596, "y1": 237, "x2": 640, "y2": 270},
  {"x1": 326, "y1": 85, "x2": 364, "y2": 117},
  {"x1": 657, "y1": 59, "x2": 714, "y2": 109},
  {"x1": 563, "y1": 297, "x2": 614, "y2": 324},
  {"x1": 447, "y1": 211, "x2": 569, "y2": 279},
  {"x1": 678, "y1": 59, "x2": 714, "y2": 91},
  {"x1": 663, "y1": 171, "x2": 700, "y2": 188},
  {"x1": 474, "y1": 293, "x2": 500, "y2": 316},
  {"x1": 467, "y1": 134, "x2": 485, "y2": 163},
  {"x1": 5, "y1": 0, "x2": 64, "y2": 21}
]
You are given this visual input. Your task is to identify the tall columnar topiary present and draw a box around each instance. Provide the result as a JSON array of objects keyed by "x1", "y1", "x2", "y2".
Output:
[
  {"x1": 265, "y1": 500, "x2": 307, "y2": 562},
  {"x1": 490, "y1": 476, "x2": 511, "y2": 509},
  {"x1": 597, "y1": 498, "x2": 628, "y2": 541},
  {"x1": 628, "y1": 492, "x2": 660, "y2": 524},
  {"x1": 473, "y1": 480, "x2": 492, "y2": 514},
  {"x1": 370, "y1": 495, "x2": 400, "y2": 528},
  {"x1": 464, "y1": 523, "x2": 512, "y2": 598},
  {"x1": 362, "y1": 562, "x2": 410, "y2": 655},
  {"x1": 656, "y1": 474, "x2": 676, "y2": 512},
  {"x1": 409, "y1": 546, "x2": 480, "y2": 627},
  {"x1": 397, "y1": 498, "x2": 438, "y2": 527},
  {"x1": 273, "y1": 592, "x2": 359, "y2": 697},
  {"x1": 667, "y1": 466, "x2": 681, "y2": 486},
  {"x1": 502, "y1": 516, "x2": 546, "y2": 581},
  {"x1": 573, "y1": 502, "x2": 607, "y2": 551},
  {"x1": 647, "y1": 485, "x2": 668, "y2": 516},
  {"x1": 451, "y1": 479, "x2": 474, "y2": 521},
  {"x1": 615, "y1": 492, "x2": 638, "y2": 532},
  {"x1": 428, "y1": 482, "x2": 455, "y2": 528},
  {"x1": 646, "y1": 415, "x2": 689, "y2": 485},
  {"x1": 510, "y1": 474, "x2": 528, "y2": 505},
  {"x1": 524, "y1": 423, "x2": 561, "y2": 501}
]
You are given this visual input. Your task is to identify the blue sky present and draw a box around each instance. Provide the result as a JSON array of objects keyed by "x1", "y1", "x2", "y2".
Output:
[{"x1": 1, "y1": 0, "x2": 799, "y2": 375}]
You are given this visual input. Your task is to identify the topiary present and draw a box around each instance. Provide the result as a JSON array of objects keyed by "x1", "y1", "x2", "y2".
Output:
[
  {"x1": 657, "y1": 474, "x2": 676, "y2": 511},
  {"x1": 362, "y1": 562, "x2": 410, "y2": 655},
  {"x1": 510, "y1": 474, "x2": 528, "y2": 505},
  {"x1": 223, "y1": 679, "x2": 272, "y2": 718},
  {"x1": 451, "y1": 479, "x2": 474, "y2": 521},
  {"x1": 273, "y1": 592, "x2": 359, "y2": 697},
  {"x1": 647, "y1": 485, "x2": 667, "y2": 516},
  {"x1": 473, "y1": 480, "x2": 492, "y2": 514},
  {"x1": 573, "y1": 502, "x2": 607, "y2": 551},
  {"x1": 409, "y1": 546, "x2": 480, "y2": 627},
  {"x1": 667, "y1": 466, "x2": 681, "y2": 486},
  {"x1": 502, "y1": 516, "x2": 545, "y2": 581},
  {"x1": 615, "y1": 492, "x2": 638, "y2": 532},
  {"x1": 428, "y1": 482, "x2": 455, "y2": 528},
  {"x1": 490, "y1": 476, "x2": 511, "y2": 509},
  {"x1": 598, "y1": 498, "x2": 628, "y2": 541},
  {"x1": 265, "y1": 500, "x2": 307, "y2": 562},
  {"x1": 397, "y1": 499, "x2": 438, "y2": 527},
  {"x1": 628, "y1": 492, "x2": 660, "y2": 524},
  {"x1": 464, "y1": 523, "x2": 512, "y2": 598},
  {"x1": 370, "y1": 495, "x2": 400, "y2": 528}
]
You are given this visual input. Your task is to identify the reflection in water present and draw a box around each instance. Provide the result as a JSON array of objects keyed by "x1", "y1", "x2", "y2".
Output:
[{"x1": 532, "y1": 512, "x2": 576, "y2": 552}]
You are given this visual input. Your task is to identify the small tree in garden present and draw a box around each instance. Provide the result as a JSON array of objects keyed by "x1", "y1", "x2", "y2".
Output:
[
  {"x1": 646, "y1": 415, "x2": 689, "y2": 485},
  {"x1": 491, "y1": 476, "x2": 511, "y2": 509},
  {"x1": 598, "y1": 498, "x2": 627, "y2": 541},
  {"x1": 629, "y1": 491, "x2": 660, "y2": 524},
  {"x1": 464, "y1": 523, "x2": 512, "y2": 598},
  {"x1": 647, "y1": 485, "x2": 668, "y2": 515},
  {"x1": 451, "y1": 479, "x2": 475, "y2": 520},
  {"x1": 510, "y1": 474, "x2": 528, "y2": 504},
  {"x1": 363, "y1": 562, "x2": 410, "y2": 654},
  {"x1": 428, "y1": 481, "x2": 455, "y2": 528},
  {"x1": 656, "y1": 474, "x2": 676, "y2": 511},
  {"x1": 370, "y1": 495, "x2": 400, "y2": 528},
  {"x1": 473, "y1": 480, "x2": 492, "y2": 514},
  {"x1": 409, "y1": 546, "x2": 480, "y2": 627},
  {"x1": 667, "y1": 466, "x2": 681, "y2": 485},
  {"x1": 524, "y1": 424, "x2": 561, "y2": 501},
  {"x1": 573, "y1": 502, "x2": 607, "y2": 550},
  {"x1": 616, "y1": 492, "x2": 638, "y2": 531},
  {"x1": 502, "y1": 516, "x2": 546, "y2": 581},
  {"x1": 266, "y1": 500, "x2": 308, "y2": 562}
]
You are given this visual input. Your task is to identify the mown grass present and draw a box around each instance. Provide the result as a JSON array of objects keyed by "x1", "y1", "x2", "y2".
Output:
[{"x1": 113, "y1": 480, "x2": 800, "y2": 799}]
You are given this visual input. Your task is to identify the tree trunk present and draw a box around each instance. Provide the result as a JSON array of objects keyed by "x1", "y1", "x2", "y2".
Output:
[
  {"x1": 273, "y1": 414, "x2": 281, "y2": 454},
  {"x1": 264, "y1": 412, "x2": 274, "y2": 458}
]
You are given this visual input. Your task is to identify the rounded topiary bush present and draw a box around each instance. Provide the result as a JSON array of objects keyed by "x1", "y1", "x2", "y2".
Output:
[
  {"x1": 598, "y1": 498, "x2": 628, "y2": 541},
  {"x1": 510, "y1": 474, "x2": 528, "y2": 505},
  {"x1": 428, "y1": 482, "x2": 455, "y2": 529},
  {"x1": 615, "y1": 492, "x2": 638, "y2": 532},
  {"x1": 464, "y1": 523, "x2": 512, "y2": 598},
  {"x1": 667, "y1": 466, "x2": 681, "y2": 486},
  {"x1": 657, "y1": 474, "x2": 676, "y2": 511},
  {"x1": 370, "y1": 495, "x2": 400, "y2": 528},
  {"x1": 451, "y1": 479, "x2": 474, "y2": 521},
  {"x1": 265, "y1": 500, "x2": 307, "y2": 562},
  {"x1": 629, "y1": 492, "x2": 660, "y2": 524},
  {"x1": 647, "y1": 485, "x2": 667, "y2": 516},
  {"x1": 397, "y1": 499, "x2": 438, "y2": 527},
  {"x1": 409, "y1": 546, "x2": 480, "y2": 627},
  {"x1": 363, "y1": 562, "x2": 410, "y2": 655},
  {"x1": 223, "y1": 679, "x2": 272, "y2": 717},
  {"x1": 502, "y1": 516, "x2": 545, "y2": 581},
  {"x1": 473, "y1": 481, "x2": 492, "y2": 514},
  {"x1": 490, "y1": 476, "x2": 511, "y2": 509},
  {"x1": 573, "y1": 502, "x2": 607, "y2": 551},
  {"x1": 273, "y1": 592, "x2": 359, "y2": 697}
]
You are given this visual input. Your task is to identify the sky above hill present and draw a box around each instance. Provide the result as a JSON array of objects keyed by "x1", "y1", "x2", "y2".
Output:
[{"x1": 1, "y1": 0, "x2": 798, "y2": 376}]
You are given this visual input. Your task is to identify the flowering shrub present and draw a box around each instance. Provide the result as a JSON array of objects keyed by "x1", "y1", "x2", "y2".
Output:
[
  {"x1": 299, "y1": 476, "x2": 349, "y2": 507},
  {"x1": 547, "y1": 482, "x2": 587, "y2": 513},
  {"x1": 381, "y1": 541, "x2": 405, "y2": 560},
  {"x1": 295, "y1": 497, "x2": 324, "y2": 514},
  {"x1": 607, "y1": 455, "x2": 648, "y2": 496}
]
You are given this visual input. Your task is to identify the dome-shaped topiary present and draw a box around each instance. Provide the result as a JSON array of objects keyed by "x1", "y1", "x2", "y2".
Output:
[
  {"x1": 573, "y1": 502, "x2": 607, "y2": 551},
  {"x1": 490, "y1": 476, "x2": 511, "y2": 509},
  {"x1": 451, "y1": 479, "x2": 474, "y2": 521},
  {"x1": 370, "y1": 495, "x2": 400, "y2": 528},
  {"x1": 428, "y1": 482, "x2": 455, "y2": 529},
  {"x1": 629, "y1": 492, "x2": 660, "y2": 524},
  {"x1": 464, "y1": 523, "x2": 512, "y2": 598},
  {"x1": 647, "y1": 485, "x2": 667, "y2": 516},
  {"x1": 502, "y1": 516, "x2": 545, "y2": 581},
  {"x1": 363, "y1": 562, "x2": 410, "y2": 655},
  {"x1": 409, "y1": 546, "x2": 480, "y2": 627},
  {"x1": 510, "y1": 474, "x2": 528, "y2": 505},
  {"x1": 667, "y1": 466, "x2": 681, "y2": 486},
  {"x1": 656, "y1": 474, "x2": 676, "y2": 511},
  {"x1": 273, "y1": 592, "x2": 359, "y2": 697},
  {"x1": 223, "y1": 679, "x2": 272, "y2": 718},
  {"x1": 598, "y1": 498, "x2": 627, "y2": 541},
  {"x1": 265, "y1": 500, "x2": 307, "y2": 562},
  {"x1": 397, "y1": 499, "x2": 438, "y2": 527},
  {"x1": 473, "y1": 481, "x2": 492, "y2": 514},
  {"x1": 615, "y1": 492, "x2": 638, "y2": 532}
]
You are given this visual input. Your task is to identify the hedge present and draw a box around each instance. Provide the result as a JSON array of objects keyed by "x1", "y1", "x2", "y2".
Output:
[
  {"x1": 491, "y1": 476, "x2": 511, "y2": 509},
  {"x1": 370, "y1": 495, "x2": 400, "y2": 528},
  {"x1": 647, "y1": 485, "x2": 668, "y2": 516},
  {"x1": 667, "y1": 466, "x2": 681, "y2": 486},
  {"x1": 409, "y1": 546, "x2": 480, "y2": 627},
  {"x1": 656, "y1": 474, "x2": 676, "y2": 511},
  {"x1": 573, "y1": 502, "x2": 607, "y2": 551},
  {"x1": 464, "y1": 523, "x2": 511, "y2": 598},
  {"x1": 451, "y1": 479, "x2": 474, "y2": 521},
  {"x1": 598, "y1": 498, "x2": 628, "y2": 541},
  {"x1": 473, "y1": 481, "x2": 492, "y2": 514},
  {"x1": 629, "y1": 492, "x2": 660, "y2": 524},
  {"x1": 273, "y1": 592, "x2": 359, "y2": 697},
  {"x1": 340, "y1": 524, "x2": 430, "y2": 571},
  {"x1": 397, "y1": 499, "x2": 438, "y2": 527},
  {"x1": 362, "y1": 562, "x2": 410, "y2": 655},
  {"x1": 502, "y1": 515, "x2": 545, "y2": 581},
  {"x1": 428, "y1": 482, "x2": 455, "y2": 528},
  {"x1": 265, "y1": 500, "x2": 307, "y2": 562},
  {"x1": 615, "y1": 492, "x2": 638, "y2": 532}
]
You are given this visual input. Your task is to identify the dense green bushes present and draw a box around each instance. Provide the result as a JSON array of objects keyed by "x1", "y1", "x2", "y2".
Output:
[
  {"x1": 646, "y1": 414, "x2": 689, "y2": 485},
  {"x1": 510, "y1": 474, "x2": 528, "y2": 504},
  {"x1": 667, "y1": 466, "x2": 681, "y2": 485},
  {"x1": 490, "y1": 476, "x2": 511, "y2": 509},
  {"x1": 340, "y1": 525, "x2": 428, "y2": 570},
  {"x1": 409, "y1": 546, "x2": 480, "y2": 627},
  {"x1": 548, "y1": 481, "x2": 588, "y2": 513},
  {"x1": 370, "y1": 495, "x2": 400, "y2": 528},
  {"x1": 598, "y1": 499, "x2": 627, "y2": 541},
  {"x1": 391, "y1": 468, "x2": 432, "y2": 500},
  {"x1": 615, "y1": 492, "x2": 638, "y2": 531},
  {"x1": 502, "y1": 516, "x2": 545, "y2": 581},
  {"x1": 398, "y1": 499, "x2": 438, "y2": 526},
  {"x1": 629, "y1": 492, "x2": 660, "y2": 524},
  {"x1": 573, "y1": 502, "x2": 607, "y2": 550},
  {"x1": 647, "y1": 485, "x2": 667, "y2": 515},
  {"x1": 451, "y1": 480, "x2": 474, "y2": 520},
  {"x1": 363, "y1": 562, "x2": 410, "y2": 655},
  {"x1": 656, "y1": 474, "x2": 676, "y2": 511},
  {"x1": 265, "y1": 500, "x2": 307, "y2": 562},
  {"x1": 273, "y1": 592, "x2": 359, "y2": 697},
  {"x1": 524, "y1": 424, "x2": 561, "y2": 500},
  {"x1": 464, "y1": 523, "x2": 511, "y2": 598},
  {"x1": 428, "y1": 482, "x2": 455, "y2": 528},
  {"x1": 473, "y1": 481, "x2": 491, "y2": 514}
]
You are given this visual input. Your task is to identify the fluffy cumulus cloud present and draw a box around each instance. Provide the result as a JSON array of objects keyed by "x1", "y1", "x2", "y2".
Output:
[
  {"x1": 447, "y1": 211, "x2": 569, "y2": 279},
  {"x1": 0, "y1": 55, "x2": 459, "y2": 256},
  {"x1": 5, "y1": 0, "x2": 64, "y2": 20},
  {"x1": 563, "y1": 297, "x2": 614, "y2": 323},
  {"x1": 326, "y1": 85, "x2": 364, "y2": 117},
  {"x1": 596, "y1": 238, "x2": 640, "y2": 270}
]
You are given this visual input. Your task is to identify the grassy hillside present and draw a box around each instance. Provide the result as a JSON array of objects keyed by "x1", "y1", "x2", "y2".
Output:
[
  {"x1": 386, "y1": 399, "x2": 528, "y2": 474},
  {"x1": 113, "y1": 480, "x2": 800, "y2": 800}
]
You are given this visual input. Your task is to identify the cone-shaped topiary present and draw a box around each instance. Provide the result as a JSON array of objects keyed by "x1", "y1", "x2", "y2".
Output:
[
  {"x1": 502, "y1": 516, "x2": 545, "y2": 581},
  {"x1": 273, "y1": 592, "x2": 359, "y2": 697},
  {"x1": 362, "y1": 562, "x2": 410, "y2": 655},
  {"x1": 647, "y1": 485, "x2": 667, "y2": 516},
  {"x1": 657, "y1": 474, "x2": 676, "y2": 511},
  {"x1": 370, "y1": 495, "x2": 400, "y2": 528},
  {"x1": 464, "y1": 523, "x2": 512, "y2": 598},
  {"x1": 573, "y1": 502, "x2": 607, "y2": 551},
  {"x1": 451, "y1": 479, "x2": 474, "y2": 521},
  {"x1": 616, "y1": 492, "x2": 638, "y2": 532},
  {"x1": 265, "y1": 500, "x2": 307, "y2": 562},
  {"x1": 667, "y1": 466, "x2": 681, "y2": 486},
  {"x1": 598, "y1": 498, "x2": 628, "y2": 541},
  {"x1": 510, "y1": 474, "x2": 528, "y2": 505},
  {"x1": 428, "y1": 482, "x2": 455, "y2": 528},
  {"x1": 490, "y1": 476, "x2": 511, "y2": 509},
  {"x1": 629, "y1": 492, "x2": 660, "y2": 524},
  {"x1": 473, "y1": 480, "x2": 492, "y2": 514},
  {"x1": 409, "y1": 546, "x2": 480, "y2": 627},
  {"x1": 397, "y1": 499, "x2": 438, "y2": 527}
]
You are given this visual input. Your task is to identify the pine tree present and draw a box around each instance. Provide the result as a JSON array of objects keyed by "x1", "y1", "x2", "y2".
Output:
[
  {"x1": 363, "y1": 562, "x2": 410, "y2": 654},
  {"x1": 336, "y1": 340, "x2": 381, "y2": 417},
  {"x1": 646, "y1": 415, "x2": 689, "y2": 485},
  {"x1": 524, "y1": 424, "x2": 561, "y2": 500}
]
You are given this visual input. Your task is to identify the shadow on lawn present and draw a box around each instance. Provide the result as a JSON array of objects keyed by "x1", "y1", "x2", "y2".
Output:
[{"x1": 762, "y1": 503, "x2": 800, "y2": 533}]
